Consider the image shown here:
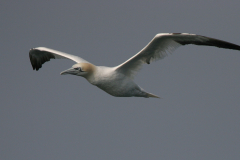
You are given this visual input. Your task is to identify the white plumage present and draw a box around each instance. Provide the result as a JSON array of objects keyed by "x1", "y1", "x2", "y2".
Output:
[{"x1": 29, "y1": 33, "x2": 240, "y2": 98}]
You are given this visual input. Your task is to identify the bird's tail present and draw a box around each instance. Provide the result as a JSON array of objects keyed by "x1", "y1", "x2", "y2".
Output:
[{"x1": 147, "y1": 92, "x2": 160, "y2": 98}]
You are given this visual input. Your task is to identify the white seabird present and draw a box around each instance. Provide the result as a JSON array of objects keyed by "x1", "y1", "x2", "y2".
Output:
[{"x1": 29, "y1": 33, "x2": 240, "y2": 98}]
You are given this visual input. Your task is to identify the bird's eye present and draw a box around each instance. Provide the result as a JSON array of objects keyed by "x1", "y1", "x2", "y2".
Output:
[
  {"x1": 74, "y1": 67, "x2": 80, "y2": 70},
  {"x1": 74, "y1": 67, "x2": 83, "y2": 71}
]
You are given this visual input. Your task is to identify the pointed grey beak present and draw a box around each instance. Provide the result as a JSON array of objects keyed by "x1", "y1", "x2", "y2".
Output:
[{"x1": 60, "y1": 68, "x2": 76, "y2": 75}]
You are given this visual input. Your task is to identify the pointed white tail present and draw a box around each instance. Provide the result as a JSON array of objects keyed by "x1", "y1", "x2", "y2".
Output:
[{"x1": 147, "y1": 93, "x2": 160, "y2": 98}]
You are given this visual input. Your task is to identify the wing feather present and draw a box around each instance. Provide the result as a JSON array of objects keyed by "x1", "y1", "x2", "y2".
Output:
[
  {"x1": 29, "y1": 47, "x2": 89, "y2": 71},
  {"x1": 115, "y1": 33, "x2": 240, "y2": 78}
]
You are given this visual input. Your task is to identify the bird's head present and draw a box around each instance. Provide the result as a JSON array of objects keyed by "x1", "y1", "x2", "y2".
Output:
[{"x1": 60, "y1": 63, "x2": 96, "y2": 78}]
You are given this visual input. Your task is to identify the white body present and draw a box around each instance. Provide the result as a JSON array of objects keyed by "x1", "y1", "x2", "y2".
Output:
[{"x1": 87, "y1": 66, "x2": 148, "y2": 97}]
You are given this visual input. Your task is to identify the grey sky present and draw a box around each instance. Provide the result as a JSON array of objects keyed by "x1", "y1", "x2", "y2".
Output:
[{"x1": 1, "y1": 0, "x2": 240, "y2": 159}]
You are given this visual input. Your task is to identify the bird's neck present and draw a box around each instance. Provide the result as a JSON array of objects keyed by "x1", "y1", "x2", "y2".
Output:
[{"x1": 84, "y1": 66, "x2": 116, "y2": 85}]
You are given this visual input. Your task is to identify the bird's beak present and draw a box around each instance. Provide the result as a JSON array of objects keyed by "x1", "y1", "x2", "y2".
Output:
[{"x1": 60, "y1": 68, "x2": 76, "y2": 75}]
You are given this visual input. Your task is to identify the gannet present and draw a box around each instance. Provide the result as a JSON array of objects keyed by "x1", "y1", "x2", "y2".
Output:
[{"x1": 29, "y1": 33, "x2": 240, "y2": 98}]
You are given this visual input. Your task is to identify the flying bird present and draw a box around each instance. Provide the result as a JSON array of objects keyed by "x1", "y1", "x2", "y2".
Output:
[{"x1": 29, "y1": 33, "x2": 240, "y2": 98}]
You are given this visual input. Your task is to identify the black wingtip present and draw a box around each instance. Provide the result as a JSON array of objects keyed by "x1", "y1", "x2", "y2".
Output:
[
  {"x1": 175, "y1": 34, "x2": 240, "y2": 51},
  {"x1": 29, "y1": 48, "x2": 55, "y2": 71},
  {"x1": 29, "y1": 49, "x2": 36, "y2": 70}
]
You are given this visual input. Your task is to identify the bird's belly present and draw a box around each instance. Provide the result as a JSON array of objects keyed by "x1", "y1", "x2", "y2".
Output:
[{"x1": 94, "y1": 77, "x2": 142, "y2": 97}]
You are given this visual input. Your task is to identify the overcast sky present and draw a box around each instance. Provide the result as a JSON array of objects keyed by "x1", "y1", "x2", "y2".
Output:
[{"x1": 1, "y1": 0, "x2": 240, "y2": 160}]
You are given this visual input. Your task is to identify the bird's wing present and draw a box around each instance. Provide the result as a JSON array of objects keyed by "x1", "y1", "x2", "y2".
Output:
[
  {"x1": 29, "y1": 47, "x2": 89, "y2": 70},
  {"x1": 115, "y1": 33, "x2": 240, "y2": 78}
]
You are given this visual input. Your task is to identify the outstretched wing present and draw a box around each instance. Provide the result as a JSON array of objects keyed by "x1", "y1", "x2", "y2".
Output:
[
  {"x1": 29, "y1": 47, "x2": 89, "y2": 70},
  {"x1": 115, "y1": 33, "x2": 240, "y2": 78}
]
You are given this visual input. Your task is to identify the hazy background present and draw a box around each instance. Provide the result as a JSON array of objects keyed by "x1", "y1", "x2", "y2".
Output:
[{"x1": 1, "y1": 0, "x2": 240, "y2": 159}]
